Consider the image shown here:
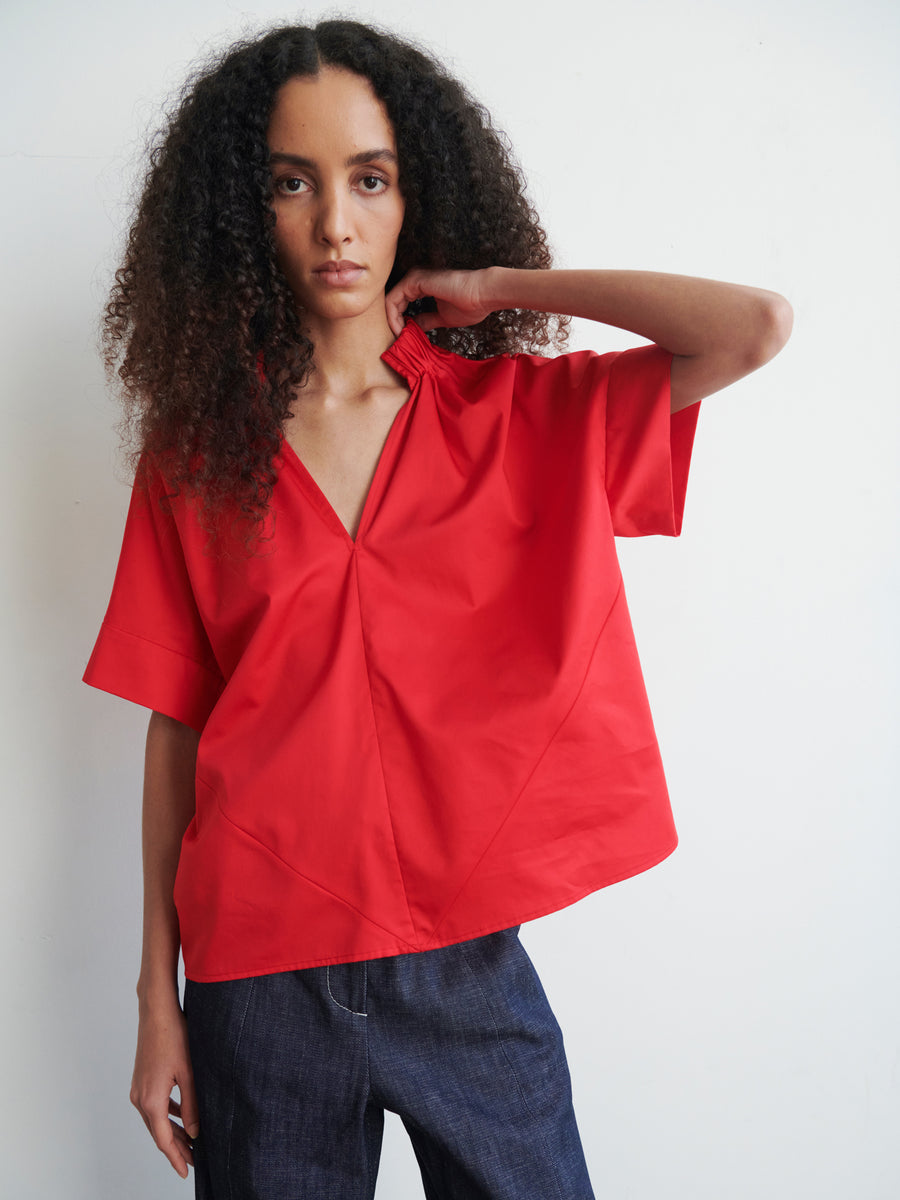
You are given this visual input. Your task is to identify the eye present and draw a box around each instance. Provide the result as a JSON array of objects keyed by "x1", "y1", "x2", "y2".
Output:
[
  {"x1": 358, "y1": 174, "x2": 388, "y2": 194},
  {"x1": 276, "y1": 175, "x2": 310, "y2": 196}
]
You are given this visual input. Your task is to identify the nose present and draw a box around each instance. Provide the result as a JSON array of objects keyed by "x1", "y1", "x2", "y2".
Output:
[{"x1": 315, "y1": 183, "x2": 352, "y2": 248}]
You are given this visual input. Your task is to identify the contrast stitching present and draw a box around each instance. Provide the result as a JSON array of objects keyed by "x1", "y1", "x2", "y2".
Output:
[
  {"x1": 326, "y1": 964, "x2": 368, "y2": 1016},
  {"x1": 458, "y1": 943, "x2": 566, "y2": 1200},
  {"x1": 225, "y1": 977, "x2": 256, "y2": 1200}
]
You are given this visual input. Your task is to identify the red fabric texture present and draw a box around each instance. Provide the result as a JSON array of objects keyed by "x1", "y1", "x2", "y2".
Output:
[{"x1": 83, "y1": 321, "x2": 699, "y2": 981}]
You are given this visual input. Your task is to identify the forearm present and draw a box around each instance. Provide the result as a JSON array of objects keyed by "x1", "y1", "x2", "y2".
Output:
[
  {"x1": 486, "y1": 267, "x2": 790, "y2": 361},
  {"x1": 137, "y1": 710, "x2": 200, "y2": 1010}
]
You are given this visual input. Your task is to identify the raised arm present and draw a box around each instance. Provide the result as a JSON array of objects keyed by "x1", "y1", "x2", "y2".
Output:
[
  {"x1": 131, "y1": 710, "x2": 201, "y2": 1178},
  {"x1": 385, "y1": 267, "x2": 793, "y2": 412}
]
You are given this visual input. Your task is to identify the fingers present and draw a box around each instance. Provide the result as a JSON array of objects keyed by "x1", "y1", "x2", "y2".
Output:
[
  {"x1": 131, "y1": 1070, "x2": 199, "y2": 1178},
  {"x1": 177, "y1": 1070, "x2": 201, "y2": 1141},
  {"x1": 157, "y1": 1115, "x2": 195, "y2": 1177},
  {"x1": 385, "y1": 273, "x2": 425, "y2": 338},
  {"x1": 132, "y1": 1089, "x2": 193, "y2": 1179},
  {"x1": 414, "y1": 312, "x2": 445, "y2": 333},
  {"x1": 169, "y1": 1115, "x2": 196, "y2": 1171},
  {"x1": 386, "y1": 299, "x2": 406, "y2": 339},
  {"x1": 386, "y1": 268, "x2": 443, "y2": 336},
  {"x1": 163, "y1": 1096, "x2": 198, "y2": 1167}
]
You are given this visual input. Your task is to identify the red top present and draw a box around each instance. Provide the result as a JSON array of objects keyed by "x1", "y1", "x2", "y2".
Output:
[{"x1": 83, "y1": 320, "x2": 699, "y2": 981}]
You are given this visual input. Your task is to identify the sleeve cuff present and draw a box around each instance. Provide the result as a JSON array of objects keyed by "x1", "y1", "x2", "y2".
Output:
[
  {"x1": 606, "y1": 346, "x2": 700, "y2": 537},
  {"x1": 82, "y1": 621, "x2": 224, "y2": 732}
]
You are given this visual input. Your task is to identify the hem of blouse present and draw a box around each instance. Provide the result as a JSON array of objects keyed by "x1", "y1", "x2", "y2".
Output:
[
  {"x1": 181, "y1": 837, "x2": 678, "y2": 983},
  {"x1": 417, "y1": 838, "x2": 679, "y2": 951}
]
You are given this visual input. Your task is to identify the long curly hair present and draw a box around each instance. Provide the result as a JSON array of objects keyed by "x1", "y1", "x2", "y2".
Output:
[{"x1": 104, "y1": 18, "x2": 568, "y2": 539}]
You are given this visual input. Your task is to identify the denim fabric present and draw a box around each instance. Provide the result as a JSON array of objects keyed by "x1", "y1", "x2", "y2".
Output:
[{"x1": 184, "y1": 927, "x2": 595, "y2": 1199}]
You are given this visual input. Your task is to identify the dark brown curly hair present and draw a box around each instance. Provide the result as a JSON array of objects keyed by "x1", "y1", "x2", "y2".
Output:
[{"x1": 104, "y1": 18, "x2": 568, "y2": 538}]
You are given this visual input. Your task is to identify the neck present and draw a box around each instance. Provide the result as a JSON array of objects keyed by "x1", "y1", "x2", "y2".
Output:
[{"x1": 303, "y1": 307, "x2": 399, "y2": 401}]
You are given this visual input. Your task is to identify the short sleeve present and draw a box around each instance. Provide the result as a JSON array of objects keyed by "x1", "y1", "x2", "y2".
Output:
[
  {"x1": 604, "y1": 343, "x2": 700, "y2": 537},
  {"x1": 82, "y1": 459, "x2": 225, "y2": 731}
]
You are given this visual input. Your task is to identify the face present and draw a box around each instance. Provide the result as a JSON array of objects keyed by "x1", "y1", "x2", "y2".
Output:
[{"x1": 267, "y1": 68, "x2": 405, "y2": 330}]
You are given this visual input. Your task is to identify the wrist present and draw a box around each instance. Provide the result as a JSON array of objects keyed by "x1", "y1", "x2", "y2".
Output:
[
  {"x1": 137, "y1": 963, "x2": 181, "y2": 1012},
  {"x1": 137, "y1": 985, "x2": 182, "y2": 1021}
]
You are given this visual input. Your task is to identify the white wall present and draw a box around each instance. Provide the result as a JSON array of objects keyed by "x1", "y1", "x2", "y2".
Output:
[{"x1": 2, "y1": 0, "x2": 898, "y2": 1196}]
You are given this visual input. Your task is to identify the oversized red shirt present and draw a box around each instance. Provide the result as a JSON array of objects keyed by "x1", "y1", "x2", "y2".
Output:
[{"x1": 84, "y1": 320, "x2": 699, "y2": 981}]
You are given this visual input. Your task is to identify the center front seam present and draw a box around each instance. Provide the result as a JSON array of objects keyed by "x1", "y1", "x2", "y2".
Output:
[{"x1": 352, "y1": 554, "x2": 420, "y2": 947}]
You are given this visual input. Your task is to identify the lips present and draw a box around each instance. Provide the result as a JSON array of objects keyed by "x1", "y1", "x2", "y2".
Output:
[{"x1": 312, "y1": 260, "x2": 365, "y2": 286}]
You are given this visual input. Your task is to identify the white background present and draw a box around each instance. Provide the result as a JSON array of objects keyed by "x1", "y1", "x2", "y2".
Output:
[{"x1": 2, "y1": 0, "x2": 898, "y2": 1196}]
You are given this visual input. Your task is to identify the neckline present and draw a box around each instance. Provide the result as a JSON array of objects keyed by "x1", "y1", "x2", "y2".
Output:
[
  {"x1": 276, "y1": 322, "x2": 435, "y2": 547},
  {"x1": 280, "y1": 336, "x2": 427, "y2": 546},
  {"x1": 380, "y1": 319, "x2": 437, "y2": 384}
]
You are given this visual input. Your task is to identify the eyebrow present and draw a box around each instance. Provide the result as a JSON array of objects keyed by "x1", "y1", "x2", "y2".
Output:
[{"x1": 268, "y1": 148, "x2": 398, "y2": 169}]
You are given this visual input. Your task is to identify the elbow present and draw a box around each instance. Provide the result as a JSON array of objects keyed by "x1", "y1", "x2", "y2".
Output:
[{"x1": 745, "y1": 291, "x2": 793, "y2": 370}]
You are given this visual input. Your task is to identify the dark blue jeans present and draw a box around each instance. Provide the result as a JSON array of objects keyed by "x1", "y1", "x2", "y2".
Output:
[{"x1": 184, "y1": 927, "x2": 595, "y2": 1199}]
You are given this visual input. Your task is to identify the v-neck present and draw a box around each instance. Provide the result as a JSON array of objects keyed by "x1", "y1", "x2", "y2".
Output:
[{"x1": 278, "y1": 321, "x2": 434, "y2": 547}]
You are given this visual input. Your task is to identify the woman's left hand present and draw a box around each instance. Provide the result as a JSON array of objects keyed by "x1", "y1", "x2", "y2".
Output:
[{"x1": 385, "y1": 268, "x2": 497, "y2": 338}]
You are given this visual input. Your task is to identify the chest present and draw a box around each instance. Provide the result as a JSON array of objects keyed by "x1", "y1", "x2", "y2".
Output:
[{"x1": 284, "y1": 384, "x2": 411, "y2": 540}]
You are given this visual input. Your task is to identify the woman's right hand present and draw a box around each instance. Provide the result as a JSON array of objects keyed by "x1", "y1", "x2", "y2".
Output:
[
  {"x1": 130, "y1": 993, "x2": 199, "y2": 1178},
  {"x1": 134, "y1": 711, "x2": 202, "y2": 1177}
]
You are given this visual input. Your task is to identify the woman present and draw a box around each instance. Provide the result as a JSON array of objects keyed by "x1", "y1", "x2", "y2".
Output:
[{"x1": 85, "y1": 18, "x2": 791, "y2": 1199}]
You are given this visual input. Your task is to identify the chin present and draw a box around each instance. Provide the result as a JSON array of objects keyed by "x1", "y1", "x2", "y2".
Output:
[{"x1": 300, "y1": 291, "x2": 385, "y2": 325}]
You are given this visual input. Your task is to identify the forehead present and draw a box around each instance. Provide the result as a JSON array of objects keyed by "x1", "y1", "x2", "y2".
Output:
[{"x1": 267, "y1": 67, "x2": 397, "y2": 155}]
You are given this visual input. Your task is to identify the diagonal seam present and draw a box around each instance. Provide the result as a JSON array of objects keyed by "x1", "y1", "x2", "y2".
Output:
[
  {"x1": 427, "y1": 577, "x2": 626, "y2": 943},
  {"x1": 202, "y1": 776, "x2": 419, "y2": 951}
]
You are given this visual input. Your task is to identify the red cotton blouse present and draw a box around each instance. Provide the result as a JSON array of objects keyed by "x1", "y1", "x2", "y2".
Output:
[{"x1": 83, "y1": 319, "x2": 700, "y2": 982}]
